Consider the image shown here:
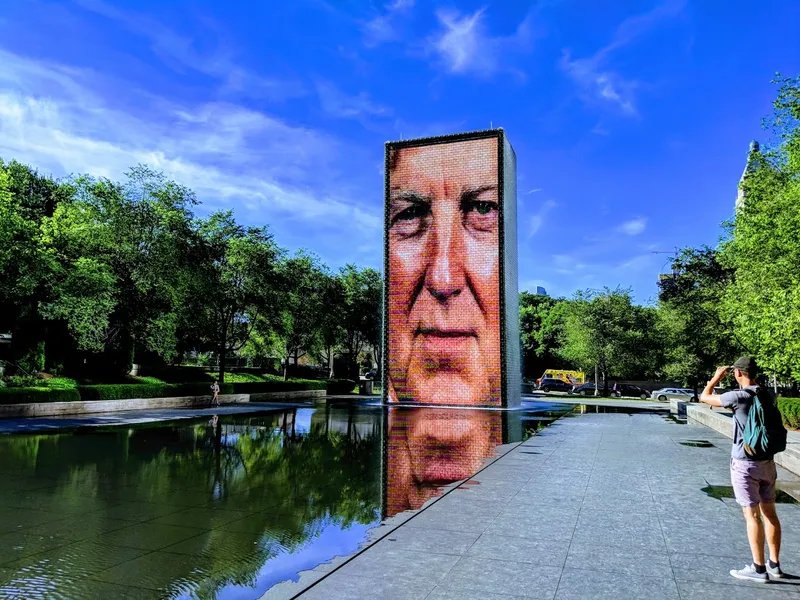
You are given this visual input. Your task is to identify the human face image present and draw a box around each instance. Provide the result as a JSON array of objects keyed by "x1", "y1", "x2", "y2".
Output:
[
  {"x1": 387, "y1": 136, "x2": 501, "y2": 406},
  {"x1": 385, "y1": 407, "x2": 501, "y2": 516}
]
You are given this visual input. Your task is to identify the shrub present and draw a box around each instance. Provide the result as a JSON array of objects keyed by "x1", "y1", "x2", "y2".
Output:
[
  {"x1": 0, "y1": 387, "x2": 81, "y2": 404},
  {"x1": 77, "y1": 382, "x2": 234, "y2": 401},
  {"x1": 327, "y1": 379, "x2": 357, "y2": 395},
  {"x1": 778, "y1": 397, "x2": 800, "y2": 429},
  {"x1": 3, "y1": 375, "x2": 39, "y2": 388},
  {"x1": 231, "y1": 379, "x2": 327, "y2": 394},
  {"x1": 43, "y1": 377, "x2": 79, "y2": 390}
]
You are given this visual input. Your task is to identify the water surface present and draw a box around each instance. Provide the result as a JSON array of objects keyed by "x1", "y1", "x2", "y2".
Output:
[{"x1": 0, "y1": 402, "x2": 572, "y2": 599}]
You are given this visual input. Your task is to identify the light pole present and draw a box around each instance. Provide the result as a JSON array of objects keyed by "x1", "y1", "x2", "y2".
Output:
[{"x1": 594, "y1": 364, "x2": 599, "y2": 397}]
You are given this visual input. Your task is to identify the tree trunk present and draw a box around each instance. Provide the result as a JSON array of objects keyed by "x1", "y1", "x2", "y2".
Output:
[
  {"x1": 283, "y1": 353, "x2": 289, "y2": 381},
  {"x1": 218, "y1": 346, "x2": 227, "y2": 385},
  {"x1": 374, "y1": 343, "x2": 382, "y2": 382},
  {"x1": 327, "y1": 346, "x2": 335, "y2": 379},
  {"x1": 218, "y1": 320, "x2": 228, "y2": 385}
]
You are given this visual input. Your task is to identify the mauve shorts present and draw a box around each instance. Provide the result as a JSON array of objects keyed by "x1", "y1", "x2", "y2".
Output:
[{"x1": 730, "y1": 457, "x2": 777, "y2": 507}]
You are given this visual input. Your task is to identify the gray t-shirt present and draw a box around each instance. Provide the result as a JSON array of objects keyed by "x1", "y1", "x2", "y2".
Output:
[{"x1": 720, "y1": 385, "x2": 773, "y2": 461}]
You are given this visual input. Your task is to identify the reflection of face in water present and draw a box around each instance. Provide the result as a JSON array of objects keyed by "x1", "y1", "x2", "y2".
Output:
[
  {"x1": 387, "y1": 137, "x2": 502, "y2": 406},
  {"x1": 385, "y1": 407, "x2": 501, "y2": 516}
]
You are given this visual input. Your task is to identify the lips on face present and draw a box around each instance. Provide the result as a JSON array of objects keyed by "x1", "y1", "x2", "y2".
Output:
[{"x1": 387, "y1": 137, "x2": 501, "y2": 406}]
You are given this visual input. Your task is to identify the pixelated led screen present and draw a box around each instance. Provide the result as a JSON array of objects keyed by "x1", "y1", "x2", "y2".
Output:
[
  {"x1": 385, "y1": 407, "x2": 502, "y2": 517},
  {"x1": 386, "y1": 134, "x2": 502, "y2": 407}
]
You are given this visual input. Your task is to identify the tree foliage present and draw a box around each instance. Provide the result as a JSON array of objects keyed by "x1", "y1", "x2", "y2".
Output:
[
  {"x1": 519, "y1": 292, "x2": 570, "y2": 378},
  {"x1": 657, "y1": 247, "x2": 743, "y2": 388},
  {"x1": 557, "y1": 288, "x2": 662, "y2": 391},
  {"x1": 718, "y1": 74, "x2": 800, "y2": 381},
  {"x1": 190, "y1": 211, "x2": 283, "y2": 384}
]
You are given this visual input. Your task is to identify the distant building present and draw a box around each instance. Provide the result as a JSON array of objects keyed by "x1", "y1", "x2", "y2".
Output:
[
  {"x1": 535, "y1": 286, "x2": 548, "y2": 296},
  {"x1": 735, "y1": 140, "x2": 760, "y2": 211},
  {"x1": 657, "y1": 273, "x2": 677, "y2": 295}
]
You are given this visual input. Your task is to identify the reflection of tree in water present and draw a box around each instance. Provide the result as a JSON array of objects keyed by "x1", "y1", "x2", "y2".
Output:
[{"x1": 0, "y1": 408, "x2": 382, "y2": 599}]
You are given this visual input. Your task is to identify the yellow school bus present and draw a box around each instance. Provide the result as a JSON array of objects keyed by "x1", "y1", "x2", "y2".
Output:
[{"x1": 537, "y1": 369, "x2": 585, "y2": 386}]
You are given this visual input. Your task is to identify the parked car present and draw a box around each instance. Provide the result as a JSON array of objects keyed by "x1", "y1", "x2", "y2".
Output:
[
  {"x1": 570, "y1": 382, "x2": 601, "y2": 396},
  {"x1": 651, "y1": 388, "x2": 698, "y2": 402},
  {"x1": 612, "y1": 383, "x2": 649, "y2": 399},
  {"x1": 537, "y1": 378, "x2": 572, "y2": 393}
]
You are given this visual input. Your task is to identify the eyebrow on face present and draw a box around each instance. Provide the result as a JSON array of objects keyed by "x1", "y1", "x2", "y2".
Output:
[{"x1": 390, "y1": 184, "x2": 498, "y2": 204}]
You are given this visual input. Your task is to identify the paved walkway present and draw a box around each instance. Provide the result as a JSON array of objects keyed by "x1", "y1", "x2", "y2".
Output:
[
  {"x1": 0, "y1": 403, "x2": 307, "y2": 435},
  {"x1": 523, "y1": 396, "x2": 670, "y2": 410},
  {"x1": 287, "y1": 410, "x2": 800, "y2": 600}
]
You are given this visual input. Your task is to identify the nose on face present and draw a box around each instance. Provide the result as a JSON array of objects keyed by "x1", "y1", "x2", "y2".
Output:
[{"x1": 424, "y1": 221, "x2": 465, "y2": 303}]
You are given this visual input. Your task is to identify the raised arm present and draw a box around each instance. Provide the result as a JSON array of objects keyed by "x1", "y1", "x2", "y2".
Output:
[{"x1": 699, "y1": 366, "x2": 731, "y2": 408}]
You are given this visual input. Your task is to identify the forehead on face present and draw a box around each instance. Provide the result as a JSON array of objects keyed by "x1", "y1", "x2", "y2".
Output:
[{"x1": 390, "y1": 137, "x2": 498, "y2": 194}]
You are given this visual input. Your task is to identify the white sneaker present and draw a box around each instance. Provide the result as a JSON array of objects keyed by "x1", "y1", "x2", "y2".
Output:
[
  {"x1": 730, "y1": 564, "x2": 768, "y2": 583},
  {"x1": 767, "y1": 562, "x2": 784, "y2": 579}
]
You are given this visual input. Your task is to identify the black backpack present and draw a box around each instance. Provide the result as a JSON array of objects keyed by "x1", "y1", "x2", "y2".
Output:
[{"x1": 743, "y1": 387, "x2": 787, "y2": 459}]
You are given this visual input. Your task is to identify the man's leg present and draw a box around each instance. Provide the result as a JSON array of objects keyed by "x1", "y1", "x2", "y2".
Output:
[
  {"x1": 760, "y1": 502, "x2": 781, "y2": 564},
  {"x1": 742, "y1": 505, "x2": 766, "y2": 566}
]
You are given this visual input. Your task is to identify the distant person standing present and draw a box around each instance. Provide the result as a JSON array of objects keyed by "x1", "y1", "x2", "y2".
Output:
[
  {"x1": 700, "y1": 356, "x2": 785, "y2": 582},
  {"x1": 211, "y1": 380, "x2": 220, "y2": 407}
]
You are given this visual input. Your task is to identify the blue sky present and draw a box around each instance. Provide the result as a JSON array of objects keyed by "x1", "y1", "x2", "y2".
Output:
[{"x1": 1, "y1": 0, "x2": 798, "y2": 304}]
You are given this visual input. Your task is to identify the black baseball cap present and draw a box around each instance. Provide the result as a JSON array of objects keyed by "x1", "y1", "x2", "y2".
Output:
[{"x1": 732, "y1": 356, "x2": 759, "y2": 374}]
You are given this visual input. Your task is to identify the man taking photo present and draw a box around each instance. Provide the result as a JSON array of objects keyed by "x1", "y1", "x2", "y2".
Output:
[{"x1": 700, "y1": 356, "x2": 784, "y2": 582}]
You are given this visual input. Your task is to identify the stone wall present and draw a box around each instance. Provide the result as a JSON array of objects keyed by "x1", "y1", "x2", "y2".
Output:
[
  {"x1": 0, "y1": 389, "x2": 326, "y2": 419},
  {"x1": 686, "y1": 403, "x2": 800, "y2": 477}
]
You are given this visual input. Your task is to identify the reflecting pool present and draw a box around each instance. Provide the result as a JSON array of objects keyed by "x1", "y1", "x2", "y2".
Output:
[{"x1": 0, "y1": 402, "x2": 572, "y2": 599}]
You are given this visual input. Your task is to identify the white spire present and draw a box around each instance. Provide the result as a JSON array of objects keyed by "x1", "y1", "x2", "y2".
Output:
[{"x1": 735, "y1": 140, "x2": 760, "y2": 211}]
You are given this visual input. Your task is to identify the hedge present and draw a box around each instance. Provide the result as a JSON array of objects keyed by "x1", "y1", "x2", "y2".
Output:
[
  {"x1": 77, "y1": 382, "x2": 235, "y2": 401},
  {"x1": 232, "y1": 380, "x2": 326, "y2": 394},
  {"x1": 0, "y1": 387, "x2": 81, "y2": 404},
  {"x1": 779, "y1": 397, "x2": 800, "y2": 430},
  {"x1": 1, "y1": 378, "x2": 354, "y2": 404}
]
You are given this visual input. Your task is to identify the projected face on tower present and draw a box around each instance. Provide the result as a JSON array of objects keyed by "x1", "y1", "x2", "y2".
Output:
[{"x1": 386, "y1": 136, "x2": 502, "y2": 406}]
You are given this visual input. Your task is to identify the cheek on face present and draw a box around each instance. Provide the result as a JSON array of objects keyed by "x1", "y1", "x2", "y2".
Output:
[{"x1": 387, "y1": 139, "x2": 502, "y2": 405}]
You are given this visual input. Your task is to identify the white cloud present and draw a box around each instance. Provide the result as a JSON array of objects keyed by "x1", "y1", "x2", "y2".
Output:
[
  {"x1": 618, "y1": 254, "x2": 658, "y2": 272},
  {"x1": 617, "y1": 217, "x2": 647, "y2": 236},
  {"x1": 315, "y1": 81, "x2": 391, "y2": 119},
  {"x1": 75, "y1": 0, "x2": 305, "y2": 101},
  {"x1": 363, "y1": 0, "x2": 416, "y2": 47},
  {"x1": 560, "y1": 51, "x2": 638, "y2": 115},
  {"x1": 428, "y1": 8, "x2": 532, "y2": 77},
  {"x1": 560, "y1": 0, "x2": 686, "y2": 116},
  {"x1": 526, "y1": 188, "x2": 542, "y2": 194},
  {"x1": 0, "y1": 49, "x2": 381, "y2": 238},
  {"x1": 527, "y1": 199, "x2": 557, "y2": 240},
  {"x1": 387, "y1": 0, "x2": 415, "y2": 10}
]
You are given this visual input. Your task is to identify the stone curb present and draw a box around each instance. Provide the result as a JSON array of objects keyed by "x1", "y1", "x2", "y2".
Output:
[
  {"x1": 0, "y1": 389, "x2": 326, "y2": 419},
  {"x1": 686, "y1": 403, "x2": 800, "y2": 477}
]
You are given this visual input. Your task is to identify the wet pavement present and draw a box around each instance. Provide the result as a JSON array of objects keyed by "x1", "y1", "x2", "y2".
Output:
[{"x1": 288, "y1": 410, "x2": 800, "y2": 600}]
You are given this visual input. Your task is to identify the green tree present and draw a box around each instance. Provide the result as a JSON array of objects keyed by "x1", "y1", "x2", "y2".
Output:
[
  {"x1": 191, "y1": 211, "x2": 283, "y2": 384},
  {"x1": 338, "y1": 265, "x2": 382, "y2": 380},
  {"x1": 718, "y1": 74, "x2": 800, "y2": 383},
  {"x1": 42, "y1": 166, "x2": 199, "y2": 375},
  {"x1": 0, "y1": 160, "x2": 71, "y2": 374},
  {"x1": 657, "y1": 247, "x2": 742, "y2": 392},
  {"x1": 519, "y1": 292, "x2": 571, "y2": 379},
  {"x1": 558, "y1": 287, "x2": 662, "y2": 393},
  {"x1": 274, "y1": 252, "x2": 328, "y2": 380},
  {"x1": 317, "y1": 273, "x2": 346, "y2": 378}
]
